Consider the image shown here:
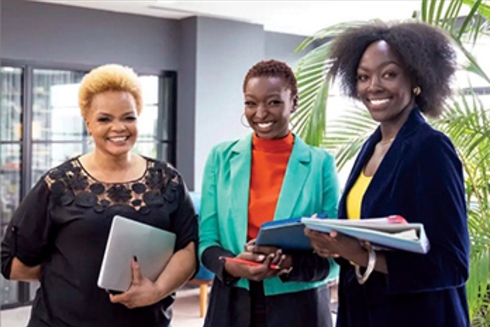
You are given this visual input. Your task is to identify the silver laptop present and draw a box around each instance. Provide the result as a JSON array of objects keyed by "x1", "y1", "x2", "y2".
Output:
[{"x1": 97, "y1": 215, "x2": 176, "y2": 292}]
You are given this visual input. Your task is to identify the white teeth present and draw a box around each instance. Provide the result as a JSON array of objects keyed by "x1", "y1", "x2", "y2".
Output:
[
  {"x1": 257, "y1": 122, "x2": 273, "y2": 128},
  {"x1": 109, "y1": 136, "x2": 128, "y2": 142},
  {"x1": 370, "y1": 99, "x2": 390, "y2": 105}
]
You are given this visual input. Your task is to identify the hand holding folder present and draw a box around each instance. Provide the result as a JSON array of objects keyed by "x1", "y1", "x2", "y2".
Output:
[
  {"x1": 302, "y1": 215, "x2": 430, "y2": 254},
  {"x1": 255, "y1": 213, "x2": 330, "y2": 251}
]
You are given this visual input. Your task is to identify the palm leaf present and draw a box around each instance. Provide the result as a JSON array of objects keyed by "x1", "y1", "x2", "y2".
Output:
[
  {"x1": 433, "y1": 91, "x2": 490, "y2": 324},
  {"x1": 420, "y1": 0, "x2": 490, "y2": 82}
]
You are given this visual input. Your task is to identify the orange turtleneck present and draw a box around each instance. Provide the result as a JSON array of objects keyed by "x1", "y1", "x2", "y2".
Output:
[{"x1": 247, "y1": 132, "x2": 295, "y2": 240}]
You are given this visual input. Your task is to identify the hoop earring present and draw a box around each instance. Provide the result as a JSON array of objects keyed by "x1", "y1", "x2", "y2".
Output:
[
  {"x1": 240, "y1": 114, "x2": 250, "y2": 128},
  {"x1": 413, "y1": 86, "x2": 421, "y2": 96}
]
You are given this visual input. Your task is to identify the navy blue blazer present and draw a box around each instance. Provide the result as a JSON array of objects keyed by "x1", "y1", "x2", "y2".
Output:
[{"x1": 336, "y1": 109, "x2": 470, "y2": 327}]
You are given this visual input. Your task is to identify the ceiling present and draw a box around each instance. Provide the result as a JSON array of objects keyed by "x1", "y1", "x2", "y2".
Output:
[{"x1": 29, "y1": 0, "x2": 429, "y2": 36}]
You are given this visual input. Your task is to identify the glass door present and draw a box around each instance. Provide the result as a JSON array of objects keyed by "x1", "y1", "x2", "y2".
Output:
[{"x1": 0, "y1": 67, "x2": 23, "y2": 305}]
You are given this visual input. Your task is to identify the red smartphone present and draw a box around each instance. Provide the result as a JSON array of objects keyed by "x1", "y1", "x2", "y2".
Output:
[{"x1": 219, "y1": 256, "x2": 280, "y2": 270}]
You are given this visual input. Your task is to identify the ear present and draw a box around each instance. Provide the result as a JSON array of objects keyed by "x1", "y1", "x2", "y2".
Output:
[
  {"x1": 291, "y1": 95, "x2": 299, "y2": 114},
  {"x1": 85, "y1": 119, "x2": 91, "y2": 136}
]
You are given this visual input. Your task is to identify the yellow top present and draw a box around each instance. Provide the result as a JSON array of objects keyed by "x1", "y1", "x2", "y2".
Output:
[{"x1": 346, "y1": 171, "x2": 373, "y2": 220}]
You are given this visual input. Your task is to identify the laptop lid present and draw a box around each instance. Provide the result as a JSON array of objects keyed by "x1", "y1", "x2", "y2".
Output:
[{"x1": 97, "y1": 215, "x2": 176, "y2": 292}]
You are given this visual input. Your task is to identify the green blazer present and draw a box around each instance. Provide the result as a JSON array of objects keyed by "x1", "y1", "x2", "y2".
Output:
[{"x1": 199, "y1": 133, "x2": 340, "y2": 296}]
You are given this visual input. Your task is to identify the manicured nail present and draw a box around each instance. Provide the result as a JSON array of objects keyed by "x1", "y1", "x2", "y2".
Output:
[
  {"x1": 257, "y1": 255, "x2": 265, "y2": 261},
  {"x1": 133, "y1": 256, "x2": 138, "y2": 262}
]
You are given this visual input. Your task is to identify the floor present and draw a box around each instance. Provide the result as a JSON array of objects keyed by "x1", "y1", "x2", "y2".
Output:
[
  {"x1": 2, "y1": 287, "x2": 205, "y2": 327},
  {"x1": 2, "y1": 285, "x2": 337, "y2": 327}
]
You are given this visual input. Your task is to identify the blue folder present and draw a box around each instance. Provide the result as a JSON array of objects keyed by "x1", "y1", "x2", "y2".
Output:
[{"x1": 255, "y1": 214, "x2": 328, "y2": 251}]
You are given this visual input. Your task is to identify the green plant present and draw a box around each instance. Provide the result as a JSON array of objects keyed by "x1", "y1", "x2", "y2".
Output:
[{"x1": 293, "y1": 0, "x2": 490, "y2": 324}]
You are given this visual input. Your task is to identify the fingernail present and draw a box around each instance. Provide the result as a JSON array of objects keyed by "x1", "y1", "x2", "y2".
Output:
[
  {"x1": 269, "y1": 253, "x2": 275, "y2": 259},
  {"x1": 257, "y1": 255, "x2": 265, "y2": 261},
  {"x1": 133, "y1": 256, "x2": 138, "y2": 262}
]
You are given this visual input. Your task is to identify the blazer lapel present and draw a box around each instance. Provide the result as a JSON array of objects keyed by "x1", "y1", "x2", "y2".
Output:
[
  {"x1": 362, "y1": 109, "x2": 425, "y2": 217},
  {"x1": 274, "y1": 136, "x2": 311, "y2": 220},
  {"x1": 229, "y1": 134, "x2": 252, "y2": 246},
  {"x1": 340, "y1": 109, "x2": 426, "y2": 219},
  {"x1": 361, "y1": 136, "x2": 406, "y2": 217}
]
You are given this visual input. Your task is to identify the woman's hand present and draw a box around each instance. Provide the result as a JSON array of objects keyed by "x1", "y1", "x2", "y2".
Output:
[
  {"x1": 305, "y1": 228, "x2": 364, "y2": 259},
  {"x1": 224, "y1": 244, "x2": 291, "y2": 282},
  {"x1": 244, "y1": 243, "x2": 293, "y2": 270},
  {"x1": 109, "y1": 257, "x2": 160, "y2": 309}
]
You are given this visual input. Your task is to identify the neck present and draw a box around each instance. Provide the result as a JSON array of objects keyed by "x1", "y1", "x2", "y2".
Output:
[
  {"x1": 91, "y1": 148, "x2": 133, "y2": 171},
  {"x1": 379, "y1": 101, "x2": 415, "y2": 141}
]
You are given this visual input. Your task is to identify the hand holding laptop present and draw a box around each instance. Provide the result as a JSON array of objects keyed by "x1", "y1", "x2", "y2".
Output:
[
  {"x1": 98, "y1": 216, "x2": 177, "y2": 307},
  {"x1": 108, "y1": 256, "x2": 163, "y2": 308}
]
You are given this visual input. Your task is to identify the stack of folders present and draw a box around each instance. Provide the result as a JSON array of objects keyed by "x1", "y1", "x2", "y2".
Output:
[
  {"x1": 301, "y1": 215, "x2": 430, "y2": 254},
  {"x1": 256, "y1": 213, "x2": 329, "y2": 251}
]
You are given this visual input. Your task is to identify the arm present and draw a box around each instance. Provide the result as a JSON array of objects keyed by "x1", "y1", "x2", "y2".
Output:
[
  {"x1": 198, "y1": 148, "x2": 236, "y2": 282},
  {"x1": 309, "y1": 134, "x2": 468, "y2": 290},
  {"x1": 110, "y1": 242, "x2": 196, "y2": 309},
  {"x1": 9, "y1": 258, "x2": 41, "y2": 281},
  {"x1": 1, "y1": 177, "x2": 53, "y2": 281},
  {"x1": 383, "y1": 134, "x2": 469, "y2": 293},
  {"x1": 111, "y1": 175, "x2": 198, "y2": 308},
  {"x1": 306, "y1": 228, "x2": 389, "y2": 274},
  {"x1": 282, "y1": 152, "x2": 341, "y2": 282}
]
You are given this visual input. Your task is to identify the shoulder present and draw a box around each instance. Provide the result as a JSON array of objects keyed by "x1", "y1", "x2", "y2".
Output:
[
  {"x1": 210, "y1": 139, "x2": 244, "y2": 156},
  {"x1": 43, "y1": 157, "x2": 80, "y2": 183},
  {"x1": 206, "y1": 135, "x2": 252, "y2": 162},
  {"x1": 143, "y1": 156, "x2": 182, "y2": 184},
  {"x1": 295, "y1": 136, "x2": 335, "y2": 163},
  {"x1": 309, "y1": 145, "x2": 335, "y2": 162},
  {"x1": 406, "y1": 125, "x2": 462, "y2": 172},
  {"x1": 410, "y1": 123, "x2": 456, "y2": 153}
]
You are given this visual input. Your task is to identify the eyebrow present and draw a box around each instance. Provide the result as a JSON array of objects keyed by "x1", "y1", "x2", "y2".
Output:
[
  {"x1": 244, "y1": 92, "x2": 282, "y2": 98},
  {"x1": 96, "y1": 111, "x2": 135, "y2": 117},
  {"x1": 357, "y1": 60, "x2": 400, "y2": 71}
]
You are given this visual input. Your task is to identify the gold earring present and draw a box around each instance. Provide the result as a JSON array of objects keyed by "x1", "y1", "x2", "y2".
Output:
[{"x1": 413, "y1": 86, "x2": 421, "y2": 96}]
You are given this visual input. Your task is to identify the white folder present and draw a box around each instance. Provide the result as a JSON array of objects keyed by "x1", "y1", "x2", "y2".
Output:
[{"x1": 301, "y1": 215, "x2": 430, "y2": 254}]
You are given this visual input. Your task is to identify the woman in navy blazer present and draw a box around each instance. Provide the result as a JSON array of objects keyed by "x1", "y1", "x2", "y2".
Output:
[{"x1": 306, "y1": 22, "x2": 470, "y2": 327}]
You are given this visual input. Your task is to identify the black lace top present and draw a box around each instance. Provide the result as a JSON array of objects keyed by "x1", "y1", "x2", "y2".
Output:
[{"x1": 1, "y1": 156, "x2": 198, "y2": 327}]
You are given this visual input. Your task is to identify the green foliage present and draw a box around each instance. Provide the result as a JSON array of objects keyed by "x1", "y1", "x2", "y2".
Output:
[{"x1": 435, "y1": 92, "x2": 490, "y2": 323}]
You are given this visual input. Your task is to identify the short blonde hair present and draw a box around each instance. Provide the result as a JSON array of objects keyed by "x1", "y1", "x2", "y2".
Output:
[{"x1": 78, "y1": 64, "x2": 143, "y2": 119}]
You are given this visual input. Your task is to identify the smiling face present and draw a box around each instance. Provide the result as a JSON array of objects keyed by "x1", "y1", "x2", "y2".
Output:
[
  {"x1": 85, "y1": 91, "x2": 138, "y2": 157},
  {"x1": 356, "y1": 40, "x2": 414, "y2": 123},
  {"x1": 244, "y1": 76, "x2": 297, "y2": 140}
]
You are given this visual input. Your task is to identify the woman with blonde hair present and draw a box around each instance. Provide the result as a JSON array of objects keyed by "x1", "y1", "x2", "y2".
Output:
[{"x1": 1, "y1": 64, "x2": 198, "y2": 327}]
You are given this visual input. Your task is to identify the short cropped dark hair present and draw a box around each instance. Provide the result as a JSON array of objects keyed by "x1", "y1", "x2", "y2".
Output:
[
  {"x1": 243, "y1": 59, "x2": 298, "y2": 98},
  {"x1": 328, "y1": 22, "x2": 456, "y2": 117}
]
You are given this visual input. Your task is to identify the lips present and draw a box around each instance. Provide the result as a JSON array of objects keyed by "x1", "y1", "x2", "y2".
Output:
[
  {"x1": 107, "y1": 136, "x2": 130, "y2": 143},
  {"x1": 253, "y1": 121, "x2": 274, "y2": 132},
  {"x1": 367, "y1": 97, "x2": 392, "y2": 110},
  {"x1": 256, "y1": 122, "x2": 273, "y2": 128}
]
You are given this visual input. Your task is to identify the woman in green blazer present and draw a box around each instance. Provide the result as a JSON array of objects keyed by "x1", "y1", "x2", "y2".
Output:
[{"x1": 199, "y1": 60, "x2": 340, "y2": 327}]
